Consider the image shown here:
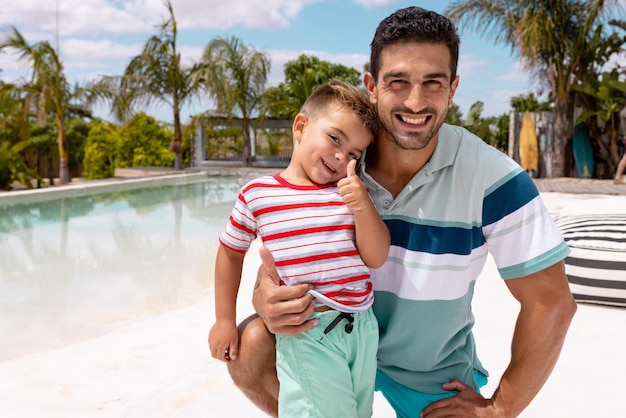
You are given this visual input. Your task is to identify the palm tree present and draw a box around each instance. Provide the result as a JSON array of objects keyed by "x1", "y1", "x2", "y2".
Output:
[
  {"x1": 0, "y1": 27, "x2": 72, "y2": 184},
  {"x1": 195, "y1": 36, "x2": 270, "y2": 166},
  {"x1": 445, "y1": 0, "x2": 624, "y2": 177},
  {"x1": 95, "y1": 1, "x2": 199, "y2": 170}
]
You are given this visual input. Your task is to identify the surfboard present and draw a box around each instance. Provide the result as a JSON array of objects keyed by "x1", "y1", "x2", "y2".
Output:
[
  {"x1": 518, "y1": 112, "x2": 538, "y2": 176},
  {"x1": 572, "y1": 123, "x2": 594, "y2": 178},
  {"x1": 555, "y1": 199, "x2": 626, "y2": 308}
]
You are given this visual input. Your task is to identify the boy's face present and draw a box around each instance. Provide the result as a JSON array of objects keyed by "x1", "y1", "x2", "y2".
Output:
[
  {"x1": 292, "y1": 106, "x2": 372, "y2": 185},
  {"x1": 365, "y1": 42, "x2": 459, "y2": 151}
]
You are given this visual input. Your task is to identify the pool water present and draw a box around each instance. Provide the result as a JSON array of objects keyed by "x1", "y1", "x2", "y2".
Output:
[{"x1": 0, "y1": 177, "x2": 241, "y2": 362}]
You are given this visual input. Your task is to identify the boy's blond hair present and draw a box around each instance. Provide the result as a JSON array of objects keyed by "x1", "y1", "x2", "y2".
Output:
[{"x1": 300, "y1": 79, "x2": 379, "y2": 140}]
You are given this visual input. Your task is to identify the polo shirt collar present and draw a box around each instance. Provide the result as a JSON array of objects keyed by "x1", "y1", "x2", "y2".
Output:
[{"x1": 359, "y1": 123, "x2": 461, "y2": 183}]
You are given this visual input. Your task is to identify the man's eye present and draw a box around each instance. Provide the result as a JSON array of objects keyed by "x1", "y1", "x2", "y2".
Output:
[
  {"x1": 389, "y1": 79, "x2": 407, "y2": 89},
  {"x1": 425, "y1": 80, "x2": 443, "y2": 89}
]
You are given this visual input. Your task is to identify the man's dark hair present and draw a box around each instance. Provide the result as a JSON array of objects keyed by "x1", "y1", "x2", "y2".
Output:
[{"x1": 370, "y1": 6, "x2": 460, "y2": 84}]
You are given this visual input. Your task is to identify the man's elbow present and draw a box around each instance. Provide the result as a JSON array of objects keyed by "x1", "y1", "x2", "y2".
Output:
[
  {"x1": 561, "y1": 293, "x2": 577, "y2": 323},
  {"x1": 553, "y1": 290, "x2": 577, "y2": 332}
]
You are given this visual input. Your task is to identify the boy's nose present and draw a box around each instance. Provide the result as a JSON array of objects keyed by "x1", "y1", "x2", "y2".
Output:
[{"x1": 335, "y1": 152, "x2": 347, "y2": 163}]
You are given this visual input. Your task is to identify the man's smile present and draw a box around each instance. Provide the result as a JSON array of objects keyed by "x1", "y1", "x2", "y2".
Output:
[{"x1": 399, "y1": 114, "x2": 429, "y2": 125}]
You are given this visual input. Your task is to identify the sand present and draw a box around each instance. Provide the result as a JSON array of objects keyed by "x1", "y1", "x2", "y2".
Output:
[{"x1": 1, "y1": 192, "x2": 625, "y2": 417}]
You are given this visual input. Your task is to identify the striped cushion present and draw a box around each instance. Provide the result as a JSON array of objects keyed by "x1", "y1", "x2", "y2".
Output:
[{"x1": 555, "y1": 213, "x2": 626, "y2": 307}]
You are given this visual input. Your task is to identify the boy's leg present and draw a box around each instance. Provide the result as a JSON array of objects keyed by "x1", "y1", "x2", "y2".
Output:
[
  {"x1": 350, "y1": 309, "x2": 379, "y2": 418},
  {"x1": 276, "y1": 310, "x2": 377, "y2": 418},
  {"x1": 227, "y1": 314, "x2": 279, "y2": 417}
]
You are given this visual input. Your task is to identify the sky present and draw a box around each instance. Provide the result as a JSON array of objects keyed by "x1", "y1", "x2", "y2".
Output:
[{"x1": 0, "y1": 0, "x2": 591, "y2": 123}]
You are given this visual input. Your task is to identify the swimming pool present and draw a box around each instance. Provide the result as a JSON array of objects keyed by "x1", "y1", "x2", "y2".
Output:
[{"x1": 0, "y1": 174, "x2": 242, "y2": 362}]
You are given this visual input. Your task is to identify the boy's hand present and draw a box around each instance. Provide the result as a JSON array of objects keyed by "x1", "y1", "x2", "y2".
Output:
[
  {"x1": 338, "y1": 159, "x2": 369, "y2": 212},
  {"x1": 208, "y1": 320, "x2": 239, "y2": 362}
]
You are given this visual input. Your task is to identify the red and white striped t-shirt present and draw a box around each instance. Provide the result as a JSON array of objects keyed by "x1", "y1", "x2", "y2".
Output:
[{"x1": 219, "y1": 174, "x2": 373, "y2": 312}]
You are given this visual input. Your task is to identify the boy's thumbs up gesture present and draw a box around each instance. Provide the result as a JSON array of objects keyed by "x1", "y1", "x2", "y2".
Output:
[
  {"x1": 338, "y1": 159, "x2": 370, "y2": 212},
  {"x1": 337, "y1": 159, "x2": 390, "y2": 268}
]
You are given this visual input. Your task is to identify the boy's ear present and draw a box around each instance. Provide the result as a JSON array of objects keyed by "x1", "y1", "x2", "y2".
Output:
[{"x1": 292, "y1": 113, "x2": 307, "y2": 142}]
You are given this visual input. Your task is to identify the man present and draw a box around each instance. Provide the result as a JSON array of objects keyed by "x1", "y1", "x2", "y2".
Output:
[{"x1": 225, "y1": 6, "x2": 576, "y2": 417}]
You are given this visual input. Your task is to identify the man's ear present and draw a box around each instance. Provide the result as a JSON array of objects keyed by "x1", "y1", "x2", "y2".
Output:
[
  {"x1": 449, "y1": 75, "x2": 460, "y2": 108},
  {"x1": 364, "y1": 72, "x2": 377, "y2": 104},
  {"x1": 292, "y1": 113, "x2": 307, "y2": 143}
]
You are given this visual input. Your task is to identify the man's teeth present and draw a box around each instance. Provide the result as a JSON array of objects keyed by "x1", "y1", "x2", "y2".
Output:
[{"x1": 401, "y1": 115, "x2": 427, "y2": 124}]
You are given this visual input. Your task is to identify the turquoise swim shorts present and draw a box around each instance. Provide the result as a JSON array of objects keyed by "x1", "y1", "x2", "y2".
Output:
[
  {"x1": 375, "y1": 368, "x2": 488, "y2": 418},
  {"x1": 276, "y1": 308, "x2": 378, "y2": 418}
]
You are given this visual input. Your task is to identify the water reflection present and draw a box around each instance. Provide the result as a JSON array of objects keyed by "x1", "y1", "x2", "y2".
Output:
[{"x1": 0, "y1": 178, "x2": 240, "y2": 362}]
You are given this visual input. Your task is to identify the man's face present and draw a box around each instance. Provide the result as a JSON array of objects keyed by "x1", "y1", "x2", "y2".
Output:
[{"x1": 365, "y1": 42, "x2": 459, "y2": 151}]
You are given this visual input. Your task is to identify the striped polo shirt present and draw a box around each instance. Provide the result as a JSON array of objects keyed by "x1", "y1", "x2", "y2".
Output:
[
  {"x1": 220, "y1": 174, "x2": 373, "y2": 312},
  {"x1": 360, "y1": 123, "x2": 570, "y2": 394}
]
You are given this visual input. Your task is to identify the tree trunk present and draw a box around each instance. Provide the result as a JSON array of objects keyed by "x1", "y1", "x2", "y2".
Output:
[
  {"x1": 57, "y1": 117, "x2": 70, "y2": 185},
  {"x1": 551, "y1": 100, "x2": 569, "y2": 178},
  {"x1": 173, "y1": 107, "x2": 183, "y2": 170},
  {"x1": 242, "y1": 120, "x2": 252, "y2": 167}
]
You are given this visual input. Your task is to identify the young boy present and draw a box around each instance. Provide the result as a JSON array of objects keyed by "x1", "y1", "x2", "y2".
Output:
[{"x1": 209, "y1": 79, "x2": 390, "y2": 417}]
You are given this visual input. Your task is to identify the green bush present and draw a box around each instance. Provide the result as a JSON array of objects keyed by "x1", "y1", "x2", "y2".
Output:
[
  {"x1": 82, "y1": 122, "x2": 120, "y2": 179},
  {"x1": 118, "y1": 113, "x2": 174, "y2": 168},
  {"x1": 0, "y1": 139, "x2": 40, "y2": 190}
]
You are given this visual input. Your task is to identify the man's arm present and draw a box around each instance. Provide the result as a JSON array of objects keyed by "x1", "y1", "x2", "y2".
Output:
[
  {"x1": 489, "y1": 260, "x2": 577, "y2": 416},
  {"x1": 252, "y1": 246, "x2": 318, "y2": 335},
  {"x1": 421, "y1": 261, "x2": 577, "y2": 418}
]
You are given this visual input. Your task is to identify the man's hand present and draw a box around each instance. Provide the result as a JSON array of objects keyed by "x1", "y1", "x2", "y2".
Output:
[
  {"x1": 338, "y1": 159, "x2": 370, "y2": 212},
  {"x1": 420, "y1": 379, "x2": 497, "y2": 418},
  {"x1": 252, "y1": 246, "x2": 318, "y2": 335}
]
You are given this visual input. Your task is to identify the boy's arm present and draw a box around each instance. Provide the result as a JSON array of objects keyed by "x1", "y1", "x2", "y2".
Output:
[
  {"x1": 209, "y1": 244, "x2": 245, "y2": 361},
  {"x1": 338, "y1": 159, "x2": 390, "y2": 268}
]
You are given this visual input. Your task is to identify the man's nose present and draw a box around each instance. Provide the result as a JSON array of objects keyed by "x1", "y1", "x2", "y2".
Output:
[{"x1": 405, "y1": 84, "x2": 426, "y2": 111}]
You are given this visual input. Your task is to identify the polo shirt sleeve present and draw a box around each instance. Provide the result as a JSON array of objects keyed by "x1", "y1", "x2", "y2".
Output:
[{"x1": 481, "y1": 156, "x2": 570, "y2": 279}]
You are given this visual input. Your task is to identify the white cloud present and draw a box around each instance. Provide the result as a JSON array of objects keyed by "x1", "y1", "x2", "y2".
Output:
[
  {"x1": 457, "y1": 53, "x2": 489, "y2": 78},
  {"x1": 493, "y1": 60, "x2": 531, "y2": 83},
  {"x1": 0, "y1": 0, "x2": 322, "y2": 36},
  {"x1": 170, "y1": 0, "x2": 315, "y2": 31},
  {"x1": 0, "y1": 49, "x2": 26, "y2": 78},
  {"x1": 604, "y1": 51, "x2": 626, "y2": 72},
  {"x1": 0, "y1": 0, "x2": 153, "y2": 36},
  {"x1": 63, "y1": 38, "x2": 142, "y2": 62},
  {"x1": 353, "y1": 0, "x2": 402, "y2": 9}
]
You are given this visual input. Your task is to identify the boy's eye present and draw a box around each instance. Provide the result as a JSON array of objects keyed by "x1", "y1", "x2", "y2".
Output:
[
  {"x1": 349, "y1": 153, "x2": 358, "y2": 160},
  {"x1": 329, "y1": 134, "x2": 340, "y2": 143}
]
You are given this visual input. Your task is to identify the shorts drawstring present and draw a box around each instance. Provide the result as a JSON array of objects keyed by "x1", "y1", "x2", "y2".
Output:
[{"x1": 319, "y1": 312, "x2": 354, "y2": 341}]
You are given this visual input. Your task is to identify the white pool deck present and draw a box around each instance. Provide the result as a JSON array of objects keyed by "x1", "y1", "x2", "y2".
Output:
[{"x1": 1, "y1": 174, "x2": 625, "y2": 417}]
